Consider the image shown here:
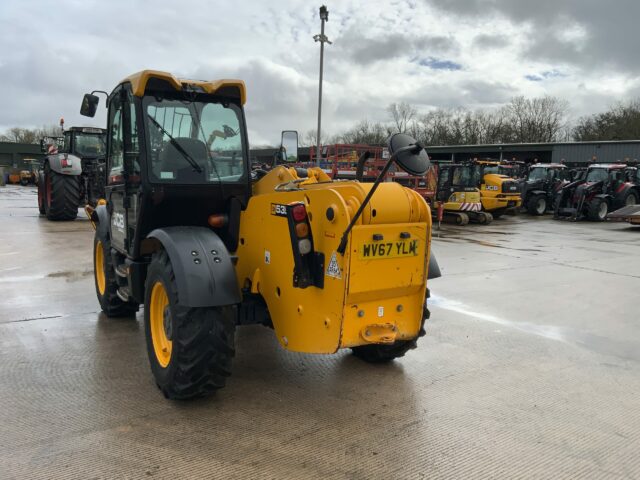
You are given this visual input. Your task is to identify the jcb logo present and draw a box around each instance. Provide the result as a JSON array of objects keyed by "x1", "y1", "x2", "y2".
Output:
[
  {"x1": 486, "y1": 185, "x2": 498, "y2": 191},
  {"x1": 271, "y1": 203, "x2": 288, "y2": 217},
  {"x1": 112, "y1": 212, "x2": 125, "y2": 232}
]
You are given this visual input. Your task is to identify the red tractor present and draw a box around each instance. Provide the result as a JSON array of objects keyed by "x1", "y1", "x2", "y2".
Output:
[{"x1": 554, "y1": 163, "x2": 639, "y2": 221}]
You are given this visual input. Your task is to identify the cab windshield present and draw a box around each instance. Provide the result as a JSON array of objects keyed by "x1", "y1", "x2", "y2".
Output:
[
  {"x1": 483, "y1": 165, "x2": 500, "y2": 174},
  {"x1": 586, "y1": 168, "x2": 609, "y2": 183},
  {"x1": 528, "y1": 167, "x2": 547, "y2": 181},
  {"x1": 143, "y1": 94, "x2": 245, "y2": 184},
  {"x1": 74, "y1": 133, "x2": 106, "y2": 157},
  {"x1": 451, "y1": 166, "x2": 481, "y2": 187}
]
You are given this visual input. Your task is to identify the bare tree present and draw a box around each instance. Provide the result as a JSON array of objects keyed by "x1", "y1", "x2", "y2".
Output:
[
  {"x1": 501, "y1": 96, "x2": 569, "y2": 143},
  {"x1": 340, "y1": 120, "x2": 391, "y2": 145},
  {"x1": 0, "y1": 124, "x2": 62, "y2": 144},
  {"x1": 573, "y1": 100, "x2": 640, "y2": 141},
  {"x1": 387, "y1": 102, "x2": 417, "y2": 133}
]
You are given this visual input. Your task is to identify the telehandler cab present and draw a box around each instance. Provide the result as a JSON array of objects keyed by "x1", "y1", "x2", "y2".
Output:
[{"x1": 81, "y1": 70, "x2": 440, "y2": 400}]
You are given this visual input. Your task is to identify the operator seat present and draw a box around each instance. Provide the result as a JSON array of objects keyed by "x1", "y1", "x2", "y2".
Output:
[{"x1": 159, "y1": 137, "x2": 208, "y2": 182}]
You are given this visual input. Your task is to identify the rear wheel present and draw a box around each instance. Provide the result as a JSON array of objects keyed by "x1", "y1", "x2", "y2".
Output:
[
  {"x1": 44, "y1": 164, "x2": 81, "y2": 221},
  {"x1": 588, "y1": 198, "x2": 608, "y2": 221},
  {"x1": 623, "y1": 190, "x2": 638, "y2": 206},
  {"x1": 527, "y1": 194, "x2": 547, "y2": 215},
  {"x1": 144, "y1": 250, "x2": 236, "y2": 400},
  {"x1": 93, "y1": 232, "x2": 139, "y2": 317},
  {"x1": 37, "y1": 173, "x2": 46, "y2": 214}
]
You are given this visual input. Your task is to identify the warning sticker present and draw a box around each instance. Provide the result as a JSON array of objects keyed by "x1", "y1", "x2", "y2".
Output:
[
  {"x1": 264, "y1": 250, "x2": 271, "y2": 264},
  {"x1": 326, "y1": 251, "x2": 341, "y2": 279}
]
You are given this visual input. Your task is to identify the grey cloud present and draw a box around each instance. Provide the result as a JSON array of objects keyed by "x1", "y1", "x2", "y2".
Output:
[
  {"x1": 428, "y1": 0, "x2": 640, "y2": 73},
  {"x1": 340, "y1": 29, "x2": 459, "y2": 65},
  {"x1": 473, "y1": 34, "x2": 511, "y2": 49}
]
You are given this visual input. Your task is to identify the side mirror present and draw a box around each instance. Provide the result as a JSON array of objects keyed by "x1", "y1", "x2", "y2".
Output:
[
  {"x1": 388, "y1": 133, "x2": 430, "y2": 176},
  {"x1": 280, "y1": 130, "x2": 299, "y2": 162},
  {"x1": 80, "y1": 93, "x2": 99, "y2": 117}
]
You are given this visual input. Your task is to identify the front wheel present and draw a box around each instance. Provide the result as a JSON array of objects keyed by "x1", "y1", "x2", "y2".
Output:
[
  {"x1": 588, "y1": 198, "x2": 608, "y2": 221},
  {"x1": 37, "y1": 173, "x2": 46, "y2": 215},
  {"x1": 144, "y1": 250, "x2": 236, "y2": 400},
  {"x1": 623, "y1": 191, "x2": 638, "y2": 206},
  {"x1": 527, "y1": 194, "x2": 547, "y2": 215}
]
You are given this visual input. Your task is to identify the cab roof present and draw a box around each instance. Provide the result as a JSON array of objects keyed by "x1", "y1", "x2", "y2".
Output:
[
  {"x1": 119, "y1": 70, "x2": 246, "y2": 105},
  {"x1": 531, "y1": 163, "x2": 566, "y2": 169},
  {"x1": 589, "y1": 163, "x2": 627, "y2": 169}
]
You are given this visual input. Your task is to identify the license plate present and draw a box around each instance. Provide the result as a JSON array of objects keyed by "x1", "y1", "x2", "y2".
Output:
[{"x1": 359, "y1": 239, "x2": 419, "y2": 259}]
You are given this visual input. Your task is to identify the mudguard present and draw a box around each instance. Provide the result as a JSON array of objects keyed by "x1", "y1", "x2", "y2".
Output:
[
  {"x1": 528, "y1": 189, "x2": 546, "y2": 197},
  {"x1": 148, "y1": 227, "x2": 241, "y2": 308},
  {"x1": 428, "y1": 253, "x2": 442, "y2": 279},
  {"x1": 94, "y1": 204, "x2": 110, "y2": 240},
  {"x1": 47, "y1": 153, "x2": 83, "y2": 175}
]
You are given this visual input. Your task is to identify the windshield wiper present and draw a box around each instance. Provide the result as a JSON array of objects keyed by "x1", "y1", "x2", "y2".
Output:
[{"x1": 147, "y1": 115, "x2": 202, "y2": 174}]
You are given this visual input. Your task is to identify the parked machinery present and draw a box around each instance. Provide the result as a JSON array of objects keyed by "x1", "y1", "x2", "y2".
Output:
[
  {"x1": 555, "y1": 163, "x2": 639, "y2": 221},
  {"x1": 81, "y1": 70, "x2": 440, "y2": 400},
  {"x1": 37, "y1": 127, "x2": 107, "y2": 220},
  {"x1": 522, "y1": 163, "x2": 571, "y2": 215},
  {"x1": 474, "y1": 160, "x2": 522, "y2": 218}
]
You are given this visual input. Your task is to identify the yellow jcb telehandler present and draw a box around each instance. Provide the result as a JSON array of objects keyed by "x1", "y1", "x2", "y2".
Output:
[{"x1": 81, "y1": 70, "x2": 440, "y2": 400}]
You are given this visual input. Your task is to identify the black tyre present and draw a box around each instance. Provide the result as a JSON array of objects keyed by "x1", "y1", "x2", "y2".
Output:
[
  {"x1": 37, "y1": 175, "x2": 46, "y2": 215},
  {"x1": 492, "y1": 209, "x2": 504, "y2": 219},
  {"x1": 622, "y1": 190, "x2": 638, "y2": 206},
  {"x1": 20, "y1": 177, "x2": 28, "y2": 186},
  {"x1": 588, "y1": 198, "x2": 608, "y2": 221},
  {"x1": 144, "y1": 250, "x2": 236, "y2": 400},
  {"x1": 93, "y1": 232, "x2": 139, "y2": 317},
  {"x1": 527, "y1": 194, "x2": 547, "y2": 215},
  {"x1": 44, "y1": 164, "x2": 81, "y2": 221},
  {"x1": 352, "y1": 305, "x2": 430, "y2": 363}
]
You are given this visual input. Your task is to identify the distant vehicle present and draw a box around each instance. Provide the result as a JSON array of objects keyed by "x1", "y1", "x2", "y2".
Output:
[
  {"x1": 522, "y1": 164, "x2": 570, "y2": 215},
  {"x1": 554, "y1": 164, "x2": 640, "y2": 221},
  {"x1": 37, "y1": 126, "x2": 107, "y2": 220}
]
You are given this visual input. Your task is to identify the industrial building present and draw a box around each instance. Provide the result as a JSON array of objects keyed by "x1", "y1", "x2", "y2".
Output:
[{"x1": 251, "y1": 140, "x2": 640, "y2": 167}]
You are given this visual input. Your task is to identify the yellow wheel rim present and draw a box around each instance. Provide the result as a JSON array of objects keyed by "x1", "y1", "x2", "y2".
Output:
[
  {"x1": 95, "y1": 240, "x2": 106, "y2": 296},
  {"x1": 150, "y1": 281, "x2": 172, "y2": 368}
]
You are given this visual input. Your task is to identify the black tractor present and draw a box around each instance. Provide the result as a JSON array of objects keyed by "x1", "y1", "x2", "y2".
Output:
[
  {"x1": 522, "y1": 163, "x2": 570, "y2": 215},
  {"x1": 554, "y1": 163, "x2": 640, "y2": 221},
  {"x1": 37, "y1": 127, "x2": 107, "y2": 220}
]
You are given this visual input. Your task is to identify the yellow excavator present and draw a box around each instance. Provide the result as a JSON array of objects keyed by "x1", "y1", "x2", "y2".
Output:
[{"x1": 81, "y1": 70, "x2": 441, "y2": 400}]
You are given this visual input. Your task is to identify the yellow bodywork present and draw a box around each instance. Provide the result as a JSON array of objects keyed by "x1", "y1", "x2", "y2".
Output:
[
  {"x1": 443, "y1": 190, "x2": 482, "y2": 212},
  {"x1": 120, "y1": 70, "x2": 246, "y2": 104},
  {"x1": 480, "y1": 173, "x2": 522, "y2": 211},
  {"x1": 235, "y1": 166, "x2": 432, "y2": 354}
]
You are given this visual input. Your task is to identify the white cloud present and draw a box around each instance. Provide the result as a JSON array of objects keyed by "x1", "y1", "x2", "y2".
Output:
[{"x1": 0, "y1": 0, "x2": 638, "y2": 142}]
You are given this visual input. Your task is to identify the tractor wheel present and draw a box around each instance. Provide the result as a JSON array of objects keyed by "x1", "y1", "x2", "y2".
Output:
[
  {"x1": 623, "y1": 190, "x2": 638, "y2": 206},
  {"x1": 144, "y1": 250, "x2": 236, "y2": 400},
  {"x1": 93, "y1": 232, "x2": 139, "y2": 317},
  {"x1": 44, "y1": 164, "x2": 81, "y2": 221},
  {"x1": 352, "y1": 305, "x2": 431, "y2": 363},
  {"x1": 37, "y1": 175, "x2": 46, "y2": 215},
  {"x1": 527, "y1": 194, "x2": 547, "y2": 215},
  {"x1": 588, "y1": 198, "x2": 608, "y2": 221},
  {"x1": 20, "y1": 177, "x2": 28, "y2": 186}
]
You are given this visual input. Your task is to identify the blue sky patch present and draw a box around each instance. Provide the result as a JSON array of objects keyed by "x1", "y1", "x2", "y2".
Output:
[{"x1": 414, "y1": 56, "x2": 462, "y2": 71}]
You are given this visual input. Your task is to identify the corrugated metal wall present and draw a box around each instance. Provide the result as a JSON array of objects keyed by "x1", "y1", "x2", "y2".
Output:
[{"x1": 552, "y1": 143, "x2": 640, "y2": 164}]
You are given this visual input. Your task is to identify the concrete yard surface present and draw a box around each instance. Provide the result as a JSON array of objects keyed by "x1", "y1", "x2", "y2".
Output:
[{"x1": 1, "y1": 185, "x2": 639, "y2": 479}]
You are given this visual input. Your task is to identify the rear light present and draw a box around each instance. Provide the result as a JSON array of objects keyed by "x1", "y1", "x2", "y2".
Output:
[
  {"x1": 292, "y1": 204, "x2": 307, "y2": 221},
  {"x1": 208, "y1": 213, "x2": 228, "y2": 228},
  {"x1": 285, "y1": 202, "x2": 324, "y2": 289},
  {"x1": 298, "y1": 238, "x2": 312, "y2": 255},
  {"x1": 295, "y1": 222, "x2": 309, "y2": 237}
]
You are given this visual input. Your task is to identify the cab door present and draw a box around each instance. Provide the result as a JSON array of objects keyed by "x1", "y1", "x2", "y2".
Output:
[{"x1": 105, "y1": 86, "x2": 140, "y2": 256}]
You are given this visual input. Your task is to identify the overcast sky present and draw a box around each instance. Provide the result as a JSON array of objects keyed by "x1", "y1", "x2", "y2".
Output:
[{"x1": 1, "y1": 0, "x2": 639, "y2": 145}]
